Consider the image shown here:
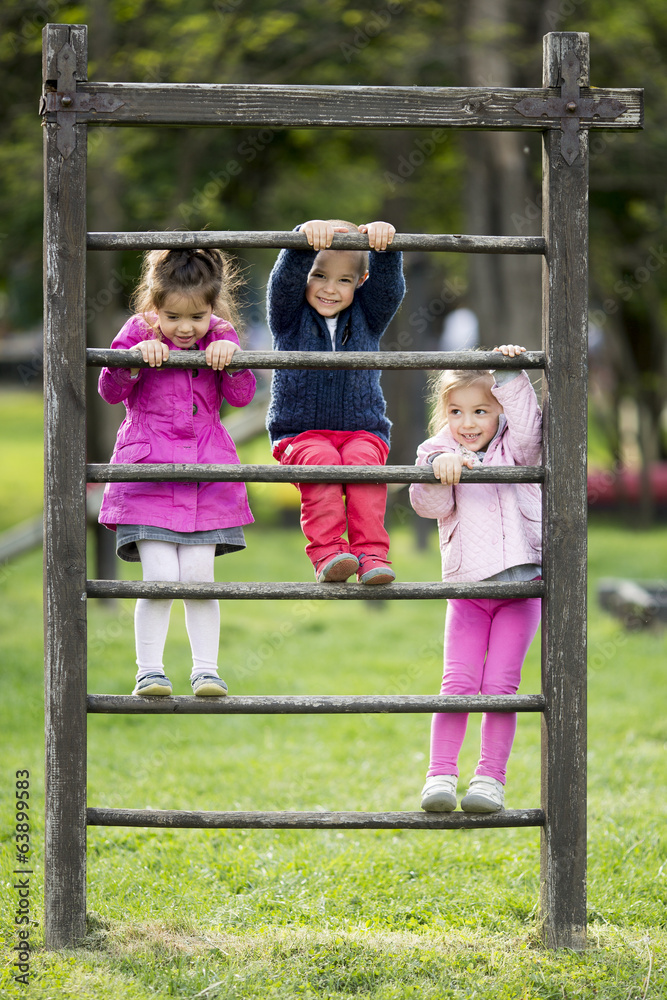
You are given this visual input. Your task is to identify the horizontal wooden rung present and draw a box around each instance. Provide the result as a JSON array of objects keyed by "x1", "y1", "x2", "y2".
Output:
[
  {"x1": 87, "y1": 806, "x2": 545, "y2": 830},
  {"x1": 87, "y1": 693, "x2": 545, "y2": 715},
  {"x1": 87, "y1": 463, "x2": 544, "y2": 485},
  {"x1": 87, "y1": 580, "x2": 544, "y2": 601},
  {"x1": 87, "y1": 231, "x2": 547, "y2": 254},
  {"x1": 87, "y1": 348, "x2": 546, "y2": 371},
  {"x1": 58, "y1": 81, "x2": 642, "y2": 130}
]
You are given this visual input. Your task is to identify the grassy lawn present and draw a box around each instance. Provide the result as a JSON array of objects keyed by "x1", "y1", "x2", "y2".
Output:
[
  {"x1": 0, "y1": 389, "x2": 43, "y2": 532},
  {"x1": 0, "y1": 389, "x2": 665, "y2": 998}
]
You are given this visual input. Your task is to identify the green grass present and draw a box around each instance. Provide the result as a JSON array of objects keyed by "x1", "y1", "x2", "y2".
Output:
[
  {"x1": 1, "y1": 389, "x2": 666, "y2": 998},
  {"x1": 0, "y1": 390, "x2": 43, "y2": 532}
]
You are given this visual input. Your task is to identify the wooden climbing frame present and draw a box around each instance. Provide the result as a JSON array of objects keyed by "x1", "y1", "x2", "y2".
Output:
[{"x1": 41, "y1": 22, "x2": 642, "y2": 950}]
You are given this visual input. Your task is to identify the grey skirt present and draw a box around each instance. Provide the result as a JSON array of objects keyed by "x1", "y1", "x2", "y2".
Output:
[{"x1": 115, "y1": 523, "x2": 246, "y2": 563}]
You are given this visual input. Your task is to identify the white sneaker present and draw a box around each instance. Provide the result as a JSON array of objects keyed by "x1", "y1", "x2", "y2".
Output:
[
  {"x1": 461, "y1": 775, "x2": 505, "y2": 813},
  {"x1": 420, "y1": 774, "x2": 457, "y2": 812}
]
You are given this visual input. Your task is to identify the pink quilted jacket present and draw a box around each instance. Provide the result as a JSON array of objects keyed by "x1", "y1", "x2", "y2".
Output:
[
  {"x1": 409, "y1": 372, "x2": 542, "y2": 583},
  {"x1": 98, "y1": 314, "x2": 255, "y2": 533}
]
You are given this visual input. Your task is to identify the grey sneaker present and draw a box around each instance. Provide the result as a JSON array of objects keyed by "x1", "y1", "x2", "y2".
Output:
[
  {"x1": 461, "y1": 775, "x2": 505, "y2": 813},
  {"x1": 420, "y1": 774, "x2": 457, "y2": 812},
  {"x1": 191, "y1": 674, "x2": 228, "y2": 697},
  {"x1": 133, "y1": 673, "x2": 172, "y2": 697}
]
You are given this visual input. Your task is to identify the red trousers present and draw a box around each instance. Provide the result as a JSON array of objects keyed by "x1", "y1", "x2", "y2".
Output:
[{"x1": 273, "y1": 429, "x2": 390, "y2": 568}]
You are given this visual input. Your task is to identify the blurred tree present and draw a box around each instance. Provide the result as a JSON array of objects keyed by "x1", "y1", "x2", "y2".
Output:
[
  {"x1": 457, "y1": 0, "x2": 543, "y2": 351},
  {"x1": 0, "y1": 1, "x2": 50, "y2": 334},
  {"x1": 581, "y1": 0, "x2": 667, "y2": 521}
]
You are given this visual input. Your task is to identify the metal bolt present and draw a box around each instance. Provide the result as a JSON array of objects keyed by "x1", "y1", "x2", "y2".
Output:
[
  {"x1": 61, "y1": 95, "x2": 73, "y2": 108},
  {"x1": 565, "y1": 101, "x2": 577, "y2": 113}
]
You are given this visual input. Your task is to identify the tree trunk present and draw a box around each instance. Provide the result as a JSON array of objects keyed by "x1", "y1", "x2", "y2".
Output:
[{"x1": 460, "y1": 0, "x2": 542, "y2": 350}]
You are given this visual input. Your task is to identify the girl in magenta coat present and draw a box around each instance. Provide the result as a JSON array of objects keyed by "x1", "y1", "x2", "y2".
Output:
[
  {"x1": 98, "y1": 248, "x2": 255, "y2": 698},
  {"x1": 409, "y1": 345, "x2": 542, "y2": 814}
]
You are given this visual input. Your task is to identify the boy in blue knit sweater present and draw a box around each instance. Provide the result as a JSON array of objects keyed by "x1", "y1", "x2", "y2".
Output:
[{"x1": 266, "y1": 219, "x2": 405, "y2": 584}]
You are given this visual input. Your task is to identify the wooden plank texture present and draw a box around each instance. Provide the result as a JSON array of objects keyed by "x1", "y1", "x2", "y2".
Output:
[
  {"x1": 87, "y1": 693, "x2": 546, "y2": 715},
  {"x1": 539, "y1": 32, "x2": 589, "y2": 952},
  {"x1": 42, "y1": 22, "x2": 88, "y2": 949},
  {"x1": 59, "y1": 81, "x2": 643, "y2": 129},
  {"x1": 87, "y1": 231, "x2": 546, "y2": 254},
  {"x1": 87, "y1": 807, "x2": 545, "y2": 831},
  {"x1": 86, "y1": 580, "x2": 544, "y2": 601},
  {"x1": 86, "y1": 348, "x2": 546, "y2": 371},
  {"x1": 86, "y1": 463, "x2": 545, "y2": 485}
]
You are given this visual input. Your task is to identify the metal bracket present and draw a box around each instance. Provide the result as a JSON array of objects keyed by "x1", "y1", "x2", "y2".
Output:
[
  {"x1": 514, "y1": 51, "x2": 627, "y2": 165},
  {"x1": 39, "y1": 42, "x2": 124, "y2": 159},
  {"x1": 41, "y1": 91, "x2": 126, "y2": 115}
]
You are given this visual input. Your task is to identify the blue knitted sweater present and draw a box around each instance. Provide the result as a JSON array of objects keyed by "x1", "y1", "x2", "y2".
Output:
[{"x1": 266, "y1": 240, "x2": 405, "y2": 446}]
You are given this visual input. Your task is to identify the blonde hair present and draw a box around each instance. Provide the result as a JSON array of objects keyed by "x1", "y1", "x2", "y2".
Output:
[
  {"x1": 428, "y1": 368, "x2": 495, "y2": 435},
  {"x1": 130, "y1": 248, "x2": 244, "y2": 336}
]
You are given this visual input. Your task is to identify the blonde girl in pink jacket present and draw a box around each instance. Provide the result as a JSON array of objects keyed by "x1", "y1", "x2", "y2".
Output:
[{"x1": 409, "y1": 345, "x2": 542, "y2": 813}]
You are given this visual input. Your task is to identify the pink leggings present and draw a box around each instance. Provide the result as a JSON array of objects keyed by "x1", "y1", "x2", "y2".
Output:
[{"x1": 428, "y1": 595, "x2": 542, "y2": 784}]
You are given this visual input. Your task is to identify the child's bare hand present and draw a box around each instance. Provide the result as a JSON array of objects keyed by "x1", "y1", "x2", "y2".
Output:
[
  {"x1": 301, "y1": 220, "x2": 349, "y2": 251},
  {"x1": 493, "y1": 344, "x2": 526, "y2": 357},
  {"x1": 131, "y1": 339, "x2": 170, "y2": 369},
  {"x1": 206, "y1": 339, "x2": 240, "y2": 371},
  {"x1": 358, "y1": 221, "x2": 395, "y2": 251},
  {"x1": 431, "y1": 453, "x2": 474, "y2": 485}
]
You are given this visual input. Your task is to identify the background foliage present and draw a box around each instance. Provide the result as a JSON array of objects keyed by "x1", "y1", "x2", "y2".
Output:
[{"x1": 0, "y1": 0, "x2": 665, "y2": 486}]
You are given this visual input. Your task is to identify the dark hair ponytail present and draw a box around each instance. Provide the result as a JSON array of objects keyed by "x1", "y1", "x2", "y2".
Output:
[{"x1": 131, "y1": 248, "x2": 244, "y2": 332}]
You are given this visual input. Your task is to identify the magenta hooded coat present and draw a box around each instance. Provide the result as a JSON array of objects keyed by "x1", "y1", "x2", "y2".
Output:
[{"x1": 98, "y1": 314, "x2": 255, "y2": 533}]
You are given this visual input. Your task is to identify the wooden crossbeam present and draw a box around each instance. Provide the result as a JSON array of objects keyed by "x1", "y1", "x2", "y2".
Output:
[
  {"x1": 87, "y1": 806, "x2": 545, "y2": 830},
  {"x1": 87, "y1": 693, "x2": 546, "y2": 714},
  {"x1": 86, "y1": 349, "x2": 547, "y2": 371},
  {"x1": 86, "y1": 463, "x2": 544, "y2": 485},
  {"x1": 87, "y1": 231, "x2": 547, "y2": 253},
  {"x1": 87, "y1": 580, "x2": 544, "y2": 601},
  {"x1": 45, "y1": 81, "x2": 643, "y2": 130}
]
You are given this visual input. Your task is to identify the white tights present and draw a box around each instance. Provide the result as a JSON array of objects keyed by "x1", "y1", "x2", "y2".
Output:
[{"x1": 135, "y1": 540, "x2": 219, "y2": 681}]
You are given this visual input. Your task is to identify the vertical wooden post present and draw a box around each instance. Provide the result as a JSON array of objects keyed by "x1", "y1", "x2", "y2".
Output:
[
  {"x1": 540, "y1": 32, "x2": 589, "y2": 950},
  {"x1": 43, "y1": 22, "x2": 89, "y2": 948}
]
